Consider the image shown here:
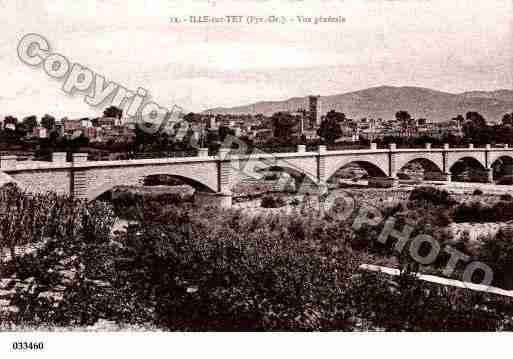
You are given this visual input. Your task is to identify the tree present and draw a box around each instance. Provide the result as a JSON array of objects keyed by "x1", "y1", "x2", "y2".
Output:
[
  {"x1": 502, "y1": 112, "x2": 513, "y2": 126},
  {"x1": 22, "y1": 115, "x2": 38, "y2": 132},
  {"x1": 324, "y1": 110, "x2": 347, "y2": 123},
  {"x1": 183, "y1": 112, "x2": 200, "y2": 123},
  {"x1": 103, "y1": 106, "x2": 123, "y2": 119},
  {"x1": 41, "y1": 114, "x2": 56, "y2": 131},
  {"x1": 3, "y1": 116, "x2": 18, "y2": 129},
  {"x1": 205, "y1": 130, "x2": 220, "y2": 147},
  {"x1": 452, "y1": 114, "x2": 465, "y2": 127},
  {"x1": 218, "y1": 125, "x2": 235, "y2": 142},
  {"x1": 71, "y1": 133, "x2": 90, "y2": 147},
  {"x1": 462, "y1": 112, "x2": 491, "y2": 145},
  {"x1": 317, "y1": 113, "x2": 343, "y2": 144},
  {"x1": 395, "y1": 111, "x2": 412, "y2": 128},
  {"x1": 494, "y1": 124, "x2": 513, "y2": 144},
  {"x1": 271, "y1": 112, "x2": 297, "y2": 142},
  {"x1": 465, "y1": 111, "x2": 487, "y2": 127}
]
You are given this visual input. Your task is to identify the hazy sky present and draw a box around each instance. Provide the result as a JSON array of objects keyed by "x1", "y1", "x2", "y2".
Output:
[{"x1": 1, "y1": 0, "x2": 512, "y2": 118}]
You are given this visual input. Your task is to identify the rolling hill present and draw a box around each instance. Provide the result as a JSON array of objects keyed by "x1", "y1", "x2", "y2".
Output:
[{"x1": 204, "y1": 86, "x2": 513, "y2": 123}]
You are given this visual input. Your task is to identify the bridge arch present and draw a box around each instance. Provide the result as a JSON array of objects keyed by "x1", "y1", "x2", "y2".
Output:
[
  {"x1": 325, "y1": 155, "x2": 389, "y2": 180},
  {"x1": 446, "y1": 153, "x2": 486, "y2": 172},
  {"x1": 490, "y1": 155, "x2": 513, "y2": 184},
  {"x1": 491, "y1": 155, "x2": 513, "y2": 168},
  {"x1": 327, "y1": 160, "x2": 388, "y2": 182},
  {"x1": 394, "y1": 154, "x2": 443, "y2": 177},
  {"x1": 449, "y1": 157, "x2": 487, "y2": 182},
  {"x1": 231, "y1": 164, "x2": 319, "y2": 193},
  {"x1": 397, "y1": 158, "x2": 443, "y2": 180},
  {"x1": 87, "y1": 171, "x2": 217, "y2": 201}
]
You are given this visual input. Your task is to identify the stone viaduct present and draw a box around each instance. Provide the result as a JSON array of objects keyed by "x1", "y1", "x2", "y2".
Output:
[{"x1": 0, "y1": 143, "x2": 512, "y2": 207}]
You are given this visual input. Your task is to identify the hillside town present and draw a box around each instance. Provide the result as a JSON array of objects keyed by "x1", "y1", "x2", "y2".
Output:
[{"x1": 0, "y1": 95, "x2": 469, "y2": 150}]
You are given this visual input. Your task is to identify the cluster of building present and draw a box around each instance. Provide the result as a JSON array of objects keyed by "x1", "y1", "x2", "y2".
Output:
[
  {"x1": 2, "y1": 94, "x2": 465, "y2": 146},
  {"x1": 192, "y1": 95, "x2": 464, "y2": 144},
  {"x1": 343, "y1": 117, "x2": 464, "y2": 142},
  {"x1": 3, "y1": 116, "x2": 137, "y2": 143}
]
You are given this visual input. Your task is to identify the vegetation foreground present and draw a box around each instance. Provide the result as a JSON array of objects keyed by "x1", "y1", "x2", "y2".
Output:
[{"x1": 1, "y1": 185, "x2": 513, "y2": 331}]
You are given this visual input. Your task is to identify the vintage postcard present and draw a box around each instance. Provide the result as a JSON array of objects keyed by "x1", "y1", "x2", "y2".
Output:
[{"x1": 0, "y1": 0, "x2": 512, "y2": 357}]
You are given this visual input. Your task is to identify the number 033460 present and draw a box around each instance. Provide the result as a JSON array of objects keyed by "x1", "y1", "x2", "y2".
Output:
[{"x1": 12, "y1": 342, "x2": 44, "y2": 350}]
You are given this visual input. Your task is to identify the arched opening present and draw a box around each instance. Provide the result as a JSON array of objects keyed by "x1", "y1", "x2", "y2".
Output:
[
  {"x1": 328, "y1": 161, "x2": 388, "y2": 187},
  {"x1": 397, "y1": 158, "x2": 443, "y2": 181},
  {"x1": 93, "y1": 174, "x2": 215, "y2": 203},
  {"x1": 450, "y1": 157, "x2": 487, "y2": 183},
  {"x1": 232, "y1": 165, "x2": 319, "y2": 197},
  {"x1": 492, "y1": 156, "x2": 513, "y2": 185}
]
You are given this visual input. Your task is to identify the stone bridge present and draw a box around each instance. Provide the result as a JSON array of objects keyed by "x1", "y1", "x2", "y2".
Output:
[{"x1": 1, "y1": 143, "x2": 512, "y2": 207}]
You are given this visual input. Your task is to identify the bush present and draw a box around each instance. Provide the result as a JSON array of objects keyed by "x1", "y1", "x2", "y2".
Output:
[
  {"x1": 454, "y1": 201, "x2": 513, "y2": 223},
  {"x1": 114, "y1": 206, "x2": 362, "y2": 330},
  {"x1": 260, "y1": 195, "x2": 286, "y2": 208},
  {"x1": 453, "y1": 202, "x2": 492, "y2": 223},
  {"x1": 500, "y1": 194, "x2": 513, "y2": 202},
  {"x1": 348, "y1": 270, "x2": 513, "y2": 331},
  {"x1": 473, "y1": 189, "x2": 484, "y2": 196},
  {"x1": 7, "y1": 197, "x2": 119, "y2": 326},
  {"x1": 408, "y1": 186, "x2": 455, "y2": 207},
  {"x1": 479, "y1": 226, "x2": 513, "y2": 289},
  {"x1": 109, "y1": 188, "x2": 192, "y2": 220}
]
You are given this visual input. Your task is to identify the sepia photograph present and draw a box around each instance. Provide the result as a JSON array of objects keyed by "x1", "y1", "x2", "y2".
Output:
[{"x1": 0, "y1": 0, "x2": 512, "y2": 356}]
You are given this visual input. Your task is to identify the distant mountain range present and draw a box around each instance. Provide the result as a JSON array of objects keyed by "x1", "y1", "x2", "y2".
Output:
[{"x1": 204, "y1": 86, "x2": 513, "y2": 123}]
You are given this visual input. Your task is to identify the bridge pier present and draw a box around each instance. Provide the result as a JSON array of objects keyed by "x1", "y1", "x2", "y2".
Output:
[
  {"x1": 194, "y1": 191, "x2": 232, "y2": 208},
  {"x1": 388, "y1": 143, "x2": 397, "y2": 179},
  {"x1": 443, "y1": 172, "x2": 452, "y2": 183},
  {"x1": 72, "y1": 153, "x2": 89, "y2": 199},
  {"x1": 317, "y1": 145, "x2": 327, "y2": 184},
  {"x1": 485, "y1": 168, "x2": 494, "y2": 183}
]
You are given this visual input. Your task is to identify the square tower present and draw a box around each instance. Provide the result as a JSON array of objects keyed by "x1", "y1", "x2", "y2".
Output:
[{"x1": 308, "y1": 95, "x2": 322, "y2": 127}]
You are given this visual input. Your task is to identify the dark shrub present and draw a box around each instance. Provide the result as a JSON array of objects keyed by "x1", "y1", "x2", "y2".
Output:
[
  {"x1": 115, "y1": 206, "x2": 362, "y2": 330},
  {"x1": 500, "y1": 194, "x2": 513, "y2": 202},
  {"x1": 473, "y1": 189, "x2": 484, "y2": 196},
  {"x1": 348, "y1": 270, "x2": 512, "y2": 331},
  {"x1": 479, "y1": 227, "x2": 513, "y2": 289},
  {"x1": 408, "y1": 186, "x2": 455, "y2": 207},
  {"x1": 493, "y1": 201, "x2": 513, "y2": 222},
  {"x1": 260, "y1": 195, "x2": 286, "y2": 208},
  {"x1": 109, "y1": 189, "x2": 191, "y2": 220},
  {"x1": 454, "y1": 202, "x2": 492, "y2": 223},
  {"x1": 9, "y1": 199, "x2": 119, "y2": 326},
  {"x1": 454, "y1": 201, "x2": 513, "y2": 223}
]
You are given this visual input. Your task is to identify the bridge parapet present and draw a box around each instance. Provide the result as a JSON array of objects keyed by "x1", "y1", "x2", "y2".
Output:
[
  {"x1": 0, "y1": 155, "x2": 17, "y2": 170},
  {"x1": 52, "y1": 152, "x2": 67, "y2": 164},
  {"x1": 72, "y1": 153, "x2": 88, "y2": 163},
  {"x1": 198, "y1": 148, "x2": 209, "y2": 157}
]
